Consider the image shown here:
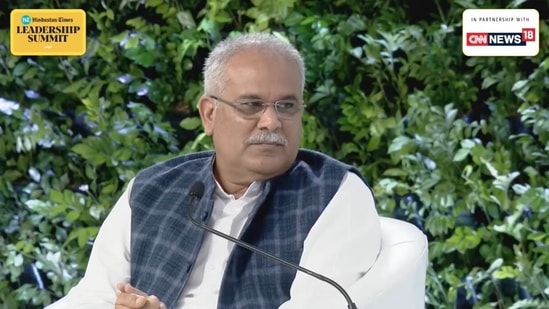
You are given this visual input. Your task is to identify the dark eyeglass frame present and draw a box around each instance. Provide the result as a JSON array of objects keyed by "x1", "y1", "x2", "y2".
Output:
[{"x1": 209, "y1": 95, "x2": 306, "y2": 119}]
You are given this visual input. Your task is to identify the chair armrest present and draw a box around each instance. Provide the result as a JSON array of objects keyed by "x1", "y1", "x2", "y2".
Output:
[{"x1": 347, "y1": 216, "x2": 429, "y2": 308}]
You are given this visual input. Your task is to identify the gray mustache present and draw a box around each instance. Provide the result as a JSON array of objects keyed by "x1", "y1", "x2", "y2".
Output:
[{"x1": 246, "y1": 132, "x2": 288, "y2": 145}]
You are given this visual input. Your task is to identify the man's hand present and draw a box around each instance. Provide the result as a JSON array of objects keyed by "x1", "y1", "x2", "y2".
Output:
[{"x1": 115, "y1": 283, "x2": 167, "y2": 309}]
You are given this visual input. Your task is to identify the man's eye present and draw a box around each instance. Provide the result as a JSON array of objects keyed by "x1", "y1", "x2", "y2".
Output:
[{"x1": 277, "y1": 101, "x2": 297, "y2": 110}]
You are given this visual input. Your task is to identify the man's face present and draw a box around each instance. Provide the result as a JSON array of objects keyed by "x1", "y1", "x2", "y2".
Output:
[{"x1": 199, "y1": 48, "x2": 303, "y2": 184}]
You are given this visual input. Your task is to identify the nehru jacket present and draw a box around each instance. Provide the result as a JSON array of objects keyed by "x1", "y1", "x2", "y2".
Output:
[{"x1": 129, "y1": 149, "x2": 365, "y2": 308}]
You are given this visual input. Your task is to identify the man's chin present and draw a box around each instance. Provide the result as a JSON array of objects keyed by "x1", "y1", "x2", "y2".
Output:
[{"x1": 246, "y1": 160, "x2": 292, "y2": 179}]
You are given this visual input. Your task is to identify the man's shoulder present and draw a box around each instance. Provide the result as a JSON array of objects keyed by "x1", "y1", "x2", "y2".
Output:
[
  {"x1": 295, "y1": 148, "x2": 368, "y2": 184},
  {"x1": 296, "y1": 148, "x2": 347, "y2": 167},
  {"x1": 295, "y1": 148, "x2": 354, "y2": 174}
]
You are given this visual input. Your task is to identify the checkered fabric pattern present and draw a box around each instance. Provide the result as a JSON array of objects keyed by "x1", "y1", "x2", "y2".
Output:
[{"x1": 129, "y1": 149, "x2": 364, "y2": 309}]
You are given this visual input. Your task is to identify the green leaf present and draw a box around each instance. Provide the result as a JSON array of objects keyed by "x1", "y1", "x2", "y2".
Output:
[
  {"x1": 486, "y1": 258, "x2": 503, "y2": 273},
  {"x1": 145, "y1": 0, "x2": 163, "y2": 7},
  {"x1": 126, "y1": 18, "x2": 146, "y2": 30},
  {"x1": 460, "y1": 139, "x2": 476, "y2": 149},
  {"x1": 104, "y1": 9, "x2": 113, "y2": 20},
  {"x1": 366, "y1": 135, "x2": 380, "y2": 151},
  {"x1": 511, "y1": 79, "x2": 528, "y2": 92},
  {"x1": 124, "y1": 36, "x2": 140, "y2": 49},
  {"x1": 388, "y1": 136, "x2": 413, "y2": 154},
  {"x1": 77, "y1": 229, "x2": 89, "y2": 248},
  {"x1": 155, "y1": 3, "x2": 170, "y2": 15},
  {"x1": 25, "y1": 199, "x2": 49, "y2": 215},
  {"x1": 101, "y1": 181, "x2": 117, "y2": 195},
  {"x1": 453, "y1": 148, "x2": 470, "y2": 161},
  {"x1": 445, "y1": 227, "x2": 481, "y2": 254},
  {"x1": 50, "y1": 204, "x2": 68, "y2": 216},
  {"x1": 89, "y1": 206, "x2": 102, "y2": 220},
  {"x1": 180, "y1": 117, "x2": 202, "y2": 130},
  {"x1": 382, "y1": 168, "x2": 408, "y2": 177},
  {"x1": 13, "y1": 62, "x2": 28, "y2": 76},
  {"x1": 3, "y1": 170, "x2": 23, "y2": 182},
  {"x1": 176, "y1": 10, "x2": 196, "y2": 28},
  {"x1": 493, "y1": 266, "x2": 519, "y2": 279},
  {"x1": 72, "y1": 143, "x2": 94, "y2": 159},
  {"x1": 14, "y1": 254, "x2": 24, "y2": 267},
  {"x1": 61, "y1": 79, "x2": 84, "y2": 94},
  {"x1": 124, "y1": 48, "x2": 155, "y2": 67},
  {"x1": 113, "y1": 148, "x2": 133, "y2": 161},
  {"x1": 50, "y1": 189, "x2": 65, "y2": 204},
  {"x1": 22, "y1": 67, "x2": 39, "y2": 81},
  {"x1": 66, "y1": 210, "x2": 80, "y2": 222}
]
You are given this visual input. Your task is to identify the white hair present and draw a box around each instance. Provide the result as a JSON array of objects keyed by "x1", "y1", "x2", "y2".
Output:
[{"x1": 202, "y1": 32, "x2": 306, "y2": 95}]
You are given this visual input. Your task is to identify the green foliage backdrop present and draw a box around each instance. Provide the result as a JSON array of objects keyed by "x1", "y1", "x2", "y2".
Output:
[{"x1": 1, "y1": 0, "x2": 548, "y2": 308}]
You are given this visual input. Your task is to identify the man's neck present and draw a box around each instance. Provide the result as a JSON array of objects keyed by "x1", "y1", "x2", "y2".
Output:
[{"x1": 212, "y1": 157, "x2": 257, "y2": 199}]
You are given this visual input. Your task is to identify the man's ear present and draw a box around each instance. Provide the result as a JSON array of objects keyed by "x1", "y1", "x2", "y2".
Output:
[{"x1": 198, "y1": 95, "x2": 215, "y2": 136}]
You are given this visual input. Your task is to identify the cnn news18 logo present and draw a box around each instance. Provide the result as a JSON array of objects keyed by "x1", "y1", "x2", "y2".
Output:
[
  {"x1": 462, "y1": 9, "x2": 539, "y2": 56},
  {"x1": 466, "y1": 29, "x2": 535, "y2": 46}
]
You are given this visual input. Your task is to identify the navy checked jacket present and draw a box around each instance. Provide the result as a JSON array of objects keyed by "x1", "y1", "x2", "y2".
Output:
[{"x1": 129, "y1": 149, "x2": 363, "y2": 308}]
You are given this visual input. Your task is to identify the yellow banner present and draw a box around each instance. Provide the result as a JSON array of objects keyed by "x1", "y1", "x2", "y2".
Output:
[{"x1": 10, "y1": 9, "x2": 86, "y2": 56}]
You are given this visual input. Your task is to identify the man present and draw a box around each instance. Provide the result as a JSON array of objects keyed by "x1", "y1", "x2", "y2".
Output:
[{"x1": 45, "y1": 32, "x2": 381, "y2": 309}]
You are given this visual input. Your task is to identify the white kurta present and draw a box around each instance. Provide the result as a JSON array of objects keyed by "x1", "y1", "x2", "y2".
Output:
[{"x1": 46, "y1": 171, "x2": 381, "y2": 308}]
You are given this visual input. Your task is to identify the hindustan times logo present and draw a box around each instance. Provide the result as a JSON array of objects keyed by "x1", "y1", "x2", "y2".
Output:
[
  {"x1": 10, "y1": 9, "x2": 86, "y2": 56},
  {"x1": 21, "y1": 15, "x2": 31, "y2": 25}
]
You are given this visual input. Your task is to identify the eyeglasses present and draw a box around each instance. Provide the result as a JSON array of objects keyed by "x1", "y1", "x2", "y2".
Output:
[{"x1": 209, "y1": 95, "x2": 306, "y2": 119}]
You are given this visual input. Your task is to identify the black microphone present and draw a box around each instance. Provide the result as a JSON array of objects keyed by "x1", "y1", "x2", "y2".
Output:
[{"x1": 186, "y1": 181, "x2": 358, "y2": 309}]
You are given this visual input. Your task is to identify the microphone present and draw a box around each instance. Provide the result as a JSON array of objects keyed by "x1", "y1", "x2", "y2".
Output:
[{"x1": 186, "y1": 181, "x2": 358, "y2": 309}]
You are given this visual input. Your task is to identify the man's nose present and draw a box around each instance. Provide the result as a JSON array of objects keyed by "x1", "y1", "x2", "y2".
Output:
[{"x1": 257, "y1": 106, "x2": 282, "y2": 131}]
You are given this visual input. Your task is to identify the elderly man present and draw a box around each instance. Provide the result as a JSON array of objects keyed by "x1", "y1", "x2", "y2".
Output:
[{"x1": 45, "y1": 32, "x2": 382, "y2": 309}]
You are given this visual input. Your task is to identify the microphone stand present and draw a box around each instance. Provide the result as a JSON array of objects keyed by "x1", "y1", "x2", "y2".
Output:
[{"x1": 187, "y1": 186, "x2": 358, "y2": 309}]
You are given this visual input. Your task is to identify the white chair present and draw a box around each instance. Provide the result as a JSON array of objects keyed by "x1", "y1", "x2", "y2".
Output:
[{"x1": 351, "y1": 216, "x2": 429, "y2": 308}]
